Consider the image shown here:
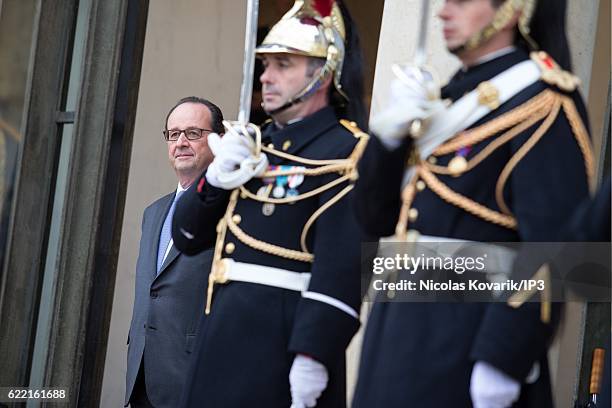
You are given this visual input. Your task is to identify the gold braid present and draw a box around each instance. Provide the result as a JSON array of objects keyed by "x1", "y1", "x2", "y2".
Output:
[
  {"x1": 300, "y1": 184, "x2": 355, "y2": 253},
  {"x1": 225, "y1": 191, "x2": 315, "y2": 263},
  {"x1": 495, "y1": 96, "x2": 562, "y2": 215},
  {"x1": 259, "y1": 162, "x2": 350, "y2": 177},
  {"x1": 426, "y1": 104, "x2": 551, "y2": 175},
  {"x1": 418, "y1": 165, "x2": 518, "y2": 229},
  {"x1": 205, "y1": 126, "x2": 368, "y2": 314},
  {"x1": 395, "y1": 174, "x2": 419, "y2": 240},
  {"x1": 433, "y1": 90, "x2": 557, "y2": 156},
  {"x1": 239, "y1": 173, "x2": 353, "y2": 204},
  {"x1": 559, "y1": 95, "x2": 596, "y2": 188},
  {"x1": 262, "y1": 145, "x2": 350, "y2": 166},
  {"x1": 225, "y1": 126, "x2": 368, "y2": 261},
  {"x1": 396, "y1": 89, "x2": 595, "y2": 235}
]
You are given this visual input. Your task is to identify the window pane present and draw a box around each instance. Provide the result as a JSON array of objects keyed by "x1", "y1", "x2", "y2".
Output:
[{"x1": 0, "y1": 0, "x2": 37, "y2": 269}]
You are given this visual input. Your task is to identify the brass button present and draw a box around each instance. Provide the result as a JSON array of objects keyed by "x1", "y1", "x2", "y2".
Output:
[
  {"x1": 408, "y1": 208, "x2": 419, "y2": 222},
  {"x1": 477, "y1": 81, "x2": 500, "y2": 110},
  {"x1": 267, "y1": 143, "x2": 274, "y2": 149},
  {"x1": 282, "y1": 140, "x2": 292, "y2": 151},
  {"x1": 448, "y1": 155, "x2": 468, "y2": 177},
  {"x1": 416, "y1": 180, "x2": 426, "y2": 191},
  {"x1": 427, "y1": 156, "x2": 437, "y2": 164},
  {"x1": 225, "y1": 242, "x2": 235, "y2": 254},
  {"x1": 232, "y1": 214, "x2": 241, "y2": 224}
]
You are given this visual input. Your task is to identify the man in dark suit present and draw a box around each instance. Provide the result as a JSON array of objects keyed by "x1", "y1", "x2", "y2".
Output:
[{"x1": 125, "y1": 96, "x2": 224, "y2": 408}]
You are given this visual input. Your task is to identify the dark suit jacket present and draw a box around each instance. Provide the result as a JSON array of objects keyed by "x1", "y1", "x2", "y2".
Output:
[{"x1": 125, "y1": 190, "x2": 213, "y2": 407}]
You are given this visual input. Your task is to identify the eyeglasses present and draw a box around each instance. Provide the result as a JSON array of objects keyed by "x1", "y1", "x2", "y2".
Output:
[{"x1": 163, "y1": 127, "x2": 212, "y2": 141}]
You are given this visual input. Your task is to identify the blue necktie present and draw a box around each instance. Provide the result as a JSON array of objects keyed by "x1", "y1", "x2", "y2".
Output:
[{"x1": 157, "y1": 190, "x2": 183, "y2": 273}]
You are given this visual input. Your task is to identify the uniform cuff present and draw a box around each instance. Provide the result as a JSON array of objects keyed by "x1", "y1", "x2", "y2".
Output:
[
  {"x1": 469, "y1": 303, "x2": 554, "y2": 381},
  {"x1": 289, "y1": 297, "x2": 360, "y2": 368}
]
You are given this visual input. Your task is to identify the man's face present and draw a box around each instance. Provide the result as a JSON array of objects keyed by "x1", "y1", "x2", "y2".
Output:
[
  {"x1": 166, "y1": 102, "x2": 214, "y2": 180},
  {"x1": 259, "y1": 54, "x2": 312, "y2": 116},
  {"x1": 438, "y1": 0, "x2": 498, "y2": 52}
]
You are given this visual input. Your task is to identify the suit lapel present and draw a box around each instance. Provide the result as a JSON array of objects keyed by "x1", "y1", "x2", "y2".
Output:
[{"x1": 157, "y1": 244, "x2": 180, "y2": 278}]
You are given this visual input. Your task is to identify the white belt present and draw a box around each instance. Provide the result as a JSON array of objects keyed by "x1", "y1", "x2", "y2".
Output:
[
  {"x1": 419, "y1": 234, "x2": 516, "y2": 276},
  {"x1": 380, "y1": 234, "x2": 517, "y2": 277},
  {"x1": 215, "y1": 258, "x2": 311, "y2": 292},
  {"x1": 212, "y1": 259, "x2": 358, "y2": 318}
]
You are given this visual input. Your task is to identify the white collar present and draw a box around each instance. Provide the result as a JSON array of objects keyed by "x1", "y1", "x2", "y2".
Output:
[
  {"x1": 176, "y1": 182, "x2": 187, "y2": 195},
  {"x1": 462, "y1": 46, "x2": 517, "y2": 71},
  {"x1": 275, "y1": 116, "x2": 303, "y2": 129}
]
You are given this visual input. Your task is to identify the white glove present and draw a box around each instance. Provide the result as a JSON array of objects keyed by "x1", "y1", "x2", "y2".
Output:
[
  {"x1": 370, "y1": 65, "x2": 446, "y2": 148},
  {"x1": 205, "y1": 127, "x2": 268, "y2": 189},
  {"x1": 289, "y1": 354, "x2": 329, "y2": 408},
  {"x1": 470, "y1": 361, "x2": 521, "y2": 408}
]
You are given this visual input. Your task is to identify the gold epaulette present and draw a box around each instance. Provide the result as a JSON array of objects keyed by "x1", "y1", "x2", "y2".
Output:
[
  {"x1": 338, "y1": 119, "x2": 370, "y2": 179},
  {"x1": 531, "y1": 51, "x2": 581, "y2": 92}
]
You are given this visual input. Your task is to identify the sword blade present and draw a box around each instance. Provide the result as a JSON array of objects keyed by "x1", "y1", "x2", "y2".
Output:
[
  {"x1": 413, "y1": 0, "x2": 430, "y2": 67},
  {"x1": 237, "y1": 0, "x2": 260, "y2": 124}
]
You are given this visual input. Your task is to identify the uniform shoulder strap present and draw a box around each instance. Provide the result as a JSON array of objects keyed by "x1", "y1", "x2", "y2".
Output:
[{"x1": 531, "y1": 51, "x2": 581, "y2": 92}]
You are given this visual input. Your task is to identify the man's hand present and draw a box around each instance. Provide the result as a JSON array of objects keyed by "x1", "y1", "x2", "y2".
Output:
[
  {"x1": 205, "y1": 126, "x2": 267, "y2": 189},
  {"x1": 289, "y1": 354, "x2": 328, "y2": 408},
  {"x1": 370, "y1": 66, "x2": 445, "y2": 148},
  {"x1": 470, "y1": 361, "x2": 521, "y2": 408}
]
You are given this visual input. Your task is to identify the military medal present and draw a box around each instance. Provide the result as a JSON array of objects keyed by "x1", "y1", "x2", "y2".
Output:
[
  {"x1": 257, "y1": 185, "x2": 269, "y2": 197},
  {"x1": 286, "y1": 168, "x2": 305, "y2": 198},
  {"x1": 262, "y1": 203, "x2": 275, "y2": 216},
  {"x1": 273, "y1": 171, "x2": 288, "y2": 198},
  {"x1": 258, "y1": 173, "x2": 275, "y2": 215},
  {"x1": 448, "y1": 146, "x2": 471, "y2": 177},
  {"x1": 288, "y1": 170, "x2": 304, "y2": 188}
]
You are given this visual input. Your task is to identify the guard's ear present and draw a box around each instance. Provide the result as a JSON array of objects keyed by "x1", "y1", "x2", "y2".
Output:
[{"x1": 317, "y1": 70, "x2": 333, "y2": 96}]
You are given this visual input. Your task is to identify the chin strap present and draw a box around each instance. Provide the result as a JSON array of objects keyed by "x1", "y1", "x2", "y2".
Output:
[
  {"x1": 265, "y1": 41, "x2": 346, "y2": 116},
  {"x1": 264, "y1": 62, "x2": 333, "y2": 116},
  {"x1": 452, "y1": 0, "x2": 538, "y2": 55}
]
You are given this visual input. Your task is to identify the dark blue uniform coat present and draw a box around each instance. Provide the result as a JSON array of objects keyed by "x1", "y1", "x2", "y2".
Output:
[
  {"x1": 172, "y1": 107, "x2": 366, "y2": 407},
  {"x1": 352, "y1": 49, "x2": 592, "y2": 408}
]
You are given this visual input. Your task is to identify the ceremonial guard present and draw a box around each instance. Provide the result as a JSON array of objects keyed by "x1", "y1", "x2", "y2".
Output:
[
  {"x1": 172, "y1": 1, "x2": 369, "y2": 407},
  {"x1": 353, "y1": 0, "x2": 594, "y2": 407}
]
